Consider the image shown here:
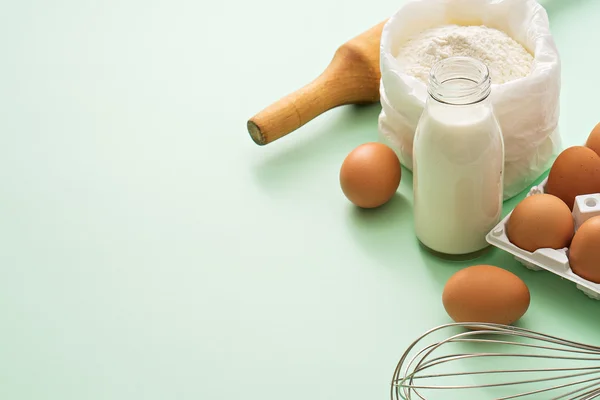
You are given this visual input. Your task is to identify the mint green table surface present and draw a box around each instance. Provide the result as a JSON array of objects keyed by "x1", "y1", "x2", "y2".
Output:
[{"x1": 2, "y1": 1, "x2": 600, "y2": 399}]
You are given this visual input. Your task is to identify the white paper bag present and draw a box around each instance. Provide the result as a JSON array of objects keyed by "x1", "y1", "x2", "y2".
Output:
[{"x1": 378, "y1": 0, "x2": 562, "y2": 200}]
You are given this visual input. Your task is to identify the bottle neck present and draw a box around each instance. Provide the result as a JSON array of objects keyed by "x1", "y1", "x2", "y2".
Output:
[{"x1": 427, "y1": 57, "x2": 491, "y2": 106}]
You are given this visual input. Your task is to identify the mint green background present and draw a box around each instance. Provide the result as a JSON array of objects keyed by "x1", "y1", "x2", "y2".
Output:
[{"x1": 1, "y1": 0, "x2": 600, "y2": 399}]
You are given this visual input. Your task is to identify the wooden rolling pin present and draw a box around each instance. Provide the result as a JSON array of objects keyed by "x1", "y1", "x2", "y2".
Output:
[{"x1": 247, "y1": 19, "x2": 387, "y2": 146}]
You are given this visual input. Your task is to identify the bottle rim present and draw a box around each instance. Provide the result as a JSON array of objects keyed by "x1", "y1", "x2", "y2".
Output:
[{"x1": 428, "y1": 56, "x2": 492, "y2": 106}]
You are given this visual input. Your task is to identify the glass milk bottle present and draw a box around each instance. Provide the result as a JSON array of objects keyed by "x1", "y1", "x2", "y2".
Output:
[{"x1": 413, "y1": 56, "x2": 504, "y2": 259}]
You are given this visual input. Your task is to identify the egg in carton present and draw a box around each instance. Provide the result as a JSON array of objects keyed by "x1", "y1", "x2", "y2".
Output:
[{"x1": 486, "y1": 177, "x2": 600, "y2": 300}]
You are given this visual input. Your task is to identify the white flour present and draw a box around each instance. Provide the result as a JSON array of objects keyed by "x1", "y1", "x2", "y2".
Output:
[{"x1": 395, "y1": 25, "x2": 534, "y2": 84}]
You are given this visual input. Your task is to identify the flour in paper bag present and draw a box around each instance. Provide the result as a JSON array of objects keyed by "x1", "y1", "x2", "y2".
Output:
[{"x1": 395, "y1": 25, "x2": 534, "y2": 84}]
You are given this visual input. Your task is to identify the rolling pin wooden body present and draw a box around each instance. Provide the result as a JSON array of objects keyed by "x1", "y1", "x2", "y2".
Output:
[{"x1": 247, "y1": 20, "x2": 387, "y2": 146}]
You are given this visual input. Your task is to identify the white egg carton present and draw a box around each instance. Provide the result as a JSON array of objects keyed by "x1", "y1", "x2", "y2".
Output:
[{"x1": 486, "y1": 177, "x2": 600, "y2": 300}]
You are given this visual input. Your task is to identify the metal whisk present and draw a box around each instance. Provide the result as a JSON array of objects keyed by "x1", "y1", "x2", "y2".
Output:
[{"x1": 391, "y1": 322, "x2": 600, "y2": 400}]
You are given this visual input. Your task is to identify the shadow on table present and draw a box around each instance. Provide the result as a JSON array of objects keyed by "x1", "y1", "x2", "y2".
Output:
[
  {"x1": 344, "y1": 192, "x2": 413, "y2": 268},
  {"x1": 417, "y1": 245, "x2": 480, "y2": 288},
  {"x1": 251, "y1": 103, "x2": 382, "y2": 190},
  {"x1": 498, "y1": 258, "x2": 600, "y2": 335}
]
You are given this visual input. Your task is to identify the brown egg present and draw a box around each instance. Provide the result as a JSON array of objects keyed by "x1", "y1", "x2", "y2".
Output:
[
  {"x1": 569, "y1": 216, "x2": 600, "y2": 284},
  {"x1": 339, "y1": 142, "x2": 401, "y2": 208},
  {"x1": 585, "y1": 122, "x2": 600, "y2": 157},
  {"x1": 505, "y1": 193, "x2": 574, "y2": 252},
  {"x1": 545, "y1": 146, "x2": 600, "y2": 210},
  {"x1": 442, "y1": 265, "x2": 530, "y2": 328}
]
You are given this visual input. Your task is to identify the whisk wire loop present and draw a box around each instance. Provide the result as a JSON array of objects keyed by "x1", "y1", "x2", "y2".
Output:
[{"x1": 391, "y1": 322, "x2": 600, "y2": 400}]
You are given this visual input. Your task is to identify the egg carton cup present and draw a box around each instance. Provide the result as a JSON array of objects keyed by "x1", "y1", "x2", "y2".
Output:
[{"x1": 486, "y1": 177, "x2": 600, "y2": 300}]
